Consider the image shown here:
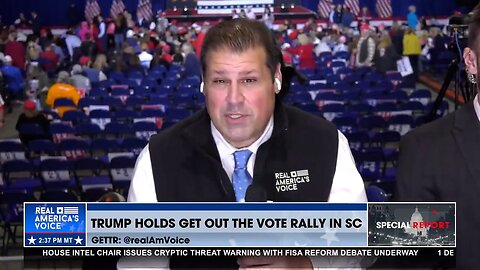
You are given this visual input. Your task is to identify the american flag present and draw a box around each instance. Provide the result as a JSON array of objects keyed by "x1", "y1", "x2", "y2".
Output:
[
  {"x1": 317, "y1": 0, "x2": 333, "y2": 19},
  {"x1": 376, "y1": 0, "x2": 392, "y2": 18},
  {"x1": 137, "y1": 0, "x2": 153, "y2": 21},
  {"x1": 84, "y1": 0, "x2": 100, "y2": 22},
  {"x1": 345, "y1": 0, "x2": 360, "y2": 16},
  {"x1": 110, "y1": 0, "x2": 126, "y2": 18}
]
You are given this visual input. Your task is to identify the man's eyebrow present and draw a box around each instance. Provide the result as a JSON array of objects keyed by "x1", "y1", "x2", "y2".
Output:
[
  {"x1": 211, "y1": 70, "x2": 226, "y2": 76},
  {"x1": 239, "y1": 70, "x2": 259, "y2": 75},
  {"x1": 209, "y1": 70, "x2": 259, "y2": 76}
]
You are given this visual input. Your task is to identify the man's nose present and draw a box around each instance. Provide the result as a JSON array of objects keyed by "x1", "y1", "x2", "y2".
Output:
[{"x1": 226, "y1": 83, "x2": 245, "y2": 104}]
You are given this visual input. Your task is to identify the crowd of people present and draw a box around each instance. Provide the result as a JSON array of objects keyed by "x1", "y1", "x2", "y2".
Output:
[{"x1": 0, "y1": 4, "x2": 454, "y2": 133}]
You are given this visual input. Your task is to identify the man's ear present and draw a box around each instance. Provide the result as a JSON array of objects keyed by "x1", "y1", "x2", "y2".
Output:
[{"x1": 463, "y1": 47, "x2": 478, "y2": 75}]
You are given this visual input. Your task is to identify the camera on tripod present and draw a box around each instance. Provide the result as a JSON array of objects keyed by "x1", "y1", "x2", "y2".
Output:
[
  {"x1": 447, "y1": 15, "x2": 470, "y2": 39},
  {"x1": 427, "y1": 13, "x2": 474, "y2": 122},
  {"x1": 446, "y1": 14, "x2": 471, "y2": 52}
]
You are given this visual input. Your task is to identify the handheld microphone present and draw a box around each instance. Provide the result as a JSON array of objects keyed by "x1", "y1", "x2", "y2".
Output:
[{"x1": 245, "y1": 184, "x2": 267, "y2": 202}]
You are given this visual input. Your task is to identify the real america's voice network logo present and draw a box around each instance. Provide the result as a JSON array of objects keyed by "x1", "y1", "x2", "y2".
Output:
[
  {"x1": 25, "y1": 203, "x2": 86, "y2": 247},
  {"x1": 274, "y1": 169, "x2": 310, "y2": 192}
]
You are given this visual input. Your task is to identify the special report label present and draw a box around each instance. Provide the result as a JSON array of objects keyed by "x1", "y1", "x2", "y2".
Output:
[{"x1": 24, "y1": 203, "x2": 455, "y2": 248}]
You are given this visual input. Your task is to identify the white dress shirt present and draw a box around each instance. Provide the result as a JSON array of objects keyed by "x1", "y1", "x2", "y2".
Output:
[
  {"x1": 120, "y1": 117, "x2": 367, "y2": 269},
  {"x1": 473, "y1": 94, "x2": 480, "y2": 122}
]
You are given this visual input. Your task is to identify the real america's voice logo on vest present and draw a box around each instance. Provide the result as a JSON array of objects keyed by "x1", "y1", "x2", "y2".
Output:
[{"x1": 274, "y1": 169, "x2": 310, "y2": 192}]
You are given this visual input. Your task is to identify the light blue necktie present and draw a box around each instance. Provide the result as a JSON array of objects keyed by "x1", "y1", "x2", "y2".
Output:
[{"x1": 233, "y1": 150, "x2": 253, "y2": 202}]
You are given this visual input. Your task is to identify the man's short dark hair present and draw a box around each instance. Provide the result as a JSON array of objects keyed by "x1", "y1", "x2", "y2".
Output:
[
  {"x1": 468, "y1": 4, "x2": 480, "y2": 51},
  {"x1": 200, "y1": 19, "x2": 280, "y2": 80}
]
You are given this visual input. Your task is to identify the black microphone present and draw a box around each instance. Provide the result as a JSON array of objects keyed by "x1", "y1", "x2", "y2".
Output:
[{"x1": 245, "y1": 184, "x2": 267, "y2": 202}]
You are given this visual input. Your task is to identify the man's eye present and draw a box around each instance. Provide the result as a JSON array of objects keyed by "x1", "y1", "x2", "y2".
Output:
[
  {"x1": 213, "y1": 80, "x2": 226, "y2": 84},
  {"x1": 242, "y1": 78, "x2": 257, "y2": 83}
]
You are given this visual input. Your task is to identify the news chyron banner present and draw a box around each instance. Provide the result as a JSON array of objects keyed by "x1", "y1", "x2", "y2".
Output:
[
  {"x1": 24, "y1": 202, "x2": 456, "y2": 264},
  {"x1": 25, "y1": 203, "x2": 368, "y2": 248}
]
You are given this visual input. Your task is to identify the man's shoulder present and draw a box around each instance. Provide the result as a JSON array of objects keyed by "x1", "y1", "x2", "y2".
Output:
[
  {"x1": 403, "y1": 109, "x2": 457, "y2": 145},
  {"x1": 149, "y1": 110, "x2": 206, "y2": 146}
]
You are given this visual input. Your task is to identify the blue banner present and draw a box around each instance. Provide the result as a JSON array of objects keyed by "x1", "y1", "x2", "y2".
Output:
[{"x1": 24, "y1": 203, "x2": 87, "y2": 247}]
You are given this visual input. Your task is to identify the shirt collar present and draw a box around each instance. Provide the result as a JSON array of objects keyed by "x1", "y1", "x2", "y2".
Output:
[
  {"x1": 211, "y1": 116, "x2": 274, "y2": 161},
  {"x1": 473, "y1": 94, "x2": 480, "y2": 123}
]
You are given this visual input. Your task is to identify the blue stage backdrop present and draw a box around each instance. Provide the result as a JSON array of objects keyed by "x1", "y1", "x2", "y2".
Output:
[{"x1": 0, "y1": 0, "x2": 471, "y2": 27}]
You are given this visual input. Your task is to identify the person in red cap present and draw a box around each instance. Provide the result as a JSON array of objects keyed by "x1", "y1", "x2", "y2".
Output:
[
  {"x1": 39, "y1": 42, "x2": 59, "y2": 73},
  {"x1": 15, "y1": 99, "x2": 51, "y2": 145}
]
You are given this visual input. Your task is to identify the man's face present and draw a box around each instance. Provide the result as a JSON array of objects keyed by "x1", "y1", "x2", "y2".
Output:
[{"x1": 204, "y1": 47, "x2": 278, "y2": 148}]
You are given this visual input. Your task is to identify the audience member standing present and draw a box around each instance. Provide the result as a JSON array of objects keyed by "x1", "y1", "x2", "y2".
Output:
[
  {"x1": 287, "y1": 34, "x2": 315, "y2": 69},
  {"x1": 389, "y1": 21, "x2": 404, "y2": 55},
  {"x1": 355, "y1": 24, "x2": 376, "y2": 67},
  {"x1": 106, "y1": 18, "x2": 116, "y2": 51},
  {"x1": 403, "y1": 28, "x2": 421, "y2": 78},
  {"x1": 358, "y1": 6, "x2": 372, "y2": 24},
  {"x1": 30, "y1": 11, "x2": 41, "y2": 36},
  {"x1": 181, "y1": 43, "x2": 201, "y2": 79},
  {"x1": 332, "y1": 4, "x2": 343, "y2": 25},
  {"x1": 138, "y1": 43, "x2": 153, "y2": 68},
  {"x1": 65, "y1": 30, "x2": 82, "y2": 58},
  {"x1": 114, "y1": 13, "x2": 128, "y2": 50},
  {"x1": 262, "y1": 7, "x2": 274, "y2": 30},
  {"x1": 374, "y1": 33, "x2": 400, "y2": 73},
  {"x1": 1, "y1": 55, "x2": 25, "y2": 105},
  {"x1": 80, "y1": 33, "x2": 97, "y2": 59},
  {"x1": 407, "y1": 5, "x2": 419, "y2": 30},
  {"x1": 341, "y1": 7, "x2": 355, "y2": 28},
  {"x1": 4, "y1": 31, "x2": 25, "y2": 70},
  {"x1": 78, "y1": 21, "x2": 91, "y2": 42},
  {"x1": 96, "y1": 15, "x2": 107, "y2": 53},
  {"x1": 39, "y1": 42, "x2": 59, "y2": 73},
  {"x1": 193, "y1": 26, "x2": 207, "y2": 59}
]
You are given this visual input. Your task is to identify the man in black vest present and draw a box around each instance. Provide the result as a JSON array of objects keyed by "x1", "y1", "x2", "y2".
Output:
[
  {"x1": 395, "y1": 4, "x2": 480, "y2": 269},
  {"x1": 124, "y1": 19, "x2": 366, "y2": 269}
]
